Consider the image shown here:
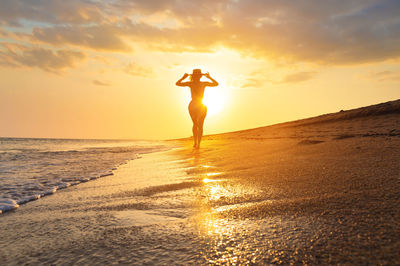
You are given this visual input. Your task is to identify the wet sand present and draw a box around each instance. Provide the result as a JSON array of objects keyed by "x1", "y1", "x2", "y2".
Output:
[{"x1": 1, "y1": 100, "x2": 400, "y2": 264}]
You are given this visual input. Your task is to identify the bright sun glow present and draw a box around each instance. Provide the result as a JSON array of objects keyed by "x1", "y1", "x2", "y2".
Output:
[
  {"x1": 182, "y1": 72, "x2": 228, "y2": 117},
  {"x1": 203, "y1": 86, "x2": 226, "y2": 116},
  {"x1": 203, "y1": 178, "x2": 217, "y2": 183}
]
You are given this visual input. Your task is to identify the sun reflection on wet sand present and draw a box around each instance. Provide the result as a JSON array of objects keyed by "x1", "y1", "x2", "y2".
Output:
[
  {"x1": 195, "y1": 208, "x2": 262, "y2": 264},
  {"x1": 196, "y1": 165, "x2": 247, "y2": 263},
  {"x1": 194, "y1": 208, "x2": 244, "y2": 264},
  {"x1": 207, "y1": 183, "x2": 231, "y2": 201},
  {"x1": 206, "y1": 172, "x2": 222, "y2": 177},
  {"x1": 202, "y1": 178, "x2": 217, "y2": 183},
  {"x1": 188, "y1": 150, "x2": 268, "y2": 264}
]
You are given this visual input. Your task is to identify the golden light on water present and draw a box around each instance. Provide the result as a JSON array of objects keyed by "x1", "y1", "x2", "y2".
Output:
[
  {"x1": 198, "y1": 173, "x2": 244, "y2": 264},
  {"x1": 202, "y1": 172, "x2": 223, "y2": 183},
  {"x1": 207, "y1": 184, "x2": 227, "y2": 201},
  {"x1": 206, "y1": 172, "x2": 222, "y2": 177},
  {"x1": 203, "y1": 177, "x2": 230, "y2": 201},
  {"x1": 203, "y1": 178, "x2": 217, "y2": 183},
  {"x1": 192, "y1": 158, "x2": 263, "y2": 264}
]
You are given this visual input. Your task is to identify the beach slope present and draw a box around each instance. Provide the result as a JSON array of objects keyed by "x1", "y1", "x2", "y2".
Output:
[{"x1": 1, "y1": 99, "x2": 399, "y2": 264}]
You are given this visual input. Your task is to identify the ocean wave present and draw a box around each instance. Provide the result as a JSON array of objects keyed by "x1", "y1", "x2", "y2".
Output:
[{"x1": 0, "y1": 138, "x2": 169, "y2": 215}]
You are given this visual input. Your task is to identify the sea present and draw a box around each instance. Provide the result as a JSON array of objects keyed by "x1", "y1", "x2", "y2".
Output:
[{"x1": 0, "y1": 137, "x2": 168, "y2": 214}]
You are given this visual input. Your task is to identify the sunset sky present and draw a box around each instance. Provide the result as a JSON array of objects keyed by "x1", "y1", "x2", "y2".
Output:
[{"x1": 1, "y1": 0, "x2": 400, "y2": 139}]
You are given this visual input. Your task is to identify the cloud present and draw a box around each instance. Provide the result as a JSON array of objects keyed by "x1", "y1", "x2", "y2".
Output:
[
  {"x1": 93, "y1": 80, "x2": 110, "y2": 86},
  {"x1": 32, "y1": 24, "x2": 132, "y2": 52},
  {"x1": 241, "y1": 78, "x2": 263, "y2": 89},
  {"x1": 1, "y1": 0, "x2": 400, "y2": 65},
  {"x1": 219, "y1": 0, "x2": 400, "y2": 64},
  {"x1": 281, "y1": 71, "x2": 317, "y2": 83},
  {"x1": 364, "y1": 70, "x2": 400, "y2": 82},
  {"x1": 124, "y1": 62, "x2": 153, "y2": 77},
  {"x1": 0, "y1": 43, "x2": 86, "y2": 72},
  {"x1": 241, "y1": 70, "x2": 317, "y2": 88},
  {"x1": 0, "y1": 0, "x2": 104, "y2": 25}
]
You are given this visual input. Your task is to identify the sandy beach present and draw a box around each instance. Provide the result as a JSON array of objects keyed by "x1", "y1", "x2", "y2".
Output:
[{"x1": 1, "y1": 100, "x2": 399, "y2": 264}]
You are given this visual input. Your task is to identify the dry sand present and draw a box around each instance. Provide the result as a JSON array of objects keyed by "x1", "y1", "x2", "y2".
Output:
[{"x1": 1, "y1": 99, "x2": 399, "y2": 264}]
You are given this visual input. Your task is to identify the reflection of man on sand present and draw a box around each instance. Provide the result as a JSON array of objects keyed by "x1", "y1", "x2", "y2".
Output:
[{"x1": 176, "y1": 69, "x2": 219, "y2": 149}]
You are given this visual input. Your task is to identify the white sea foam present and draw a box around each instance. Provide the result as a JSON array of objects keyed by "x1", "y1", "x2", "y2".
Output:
[
  {"x1": 0, "y1": 199, "x2": 19, "y2": 213},
  {"x1": 0, "y1": 138, "x2": 168, "y2": 214},
  {"x1": 17, "y1": 194, "x2": 41, "y2": 205}
]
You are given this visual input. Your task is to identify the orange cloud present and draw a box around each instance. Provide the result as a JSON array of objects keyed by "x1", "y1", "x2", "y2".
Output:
[
  {"x1": 93, "y1": 80, "x2": 111, "y2": 86},
  {"x1": 32, "y1": 24, "x2": 132, "y2": 52},
  {"x1": 281, "y1": 71, "x2": 317, "y2": 83},
  {"x1": 2, "y1": 0, "x2": 400, "y2": 66},
  {"x1": 124, "y1": 62, "x2": 153, "y2": 77},
  {"x1": 0, "y1": 0, "x2": 104, "y2": 25},
  {"x1": 0, "y1": 43, "x2": 86, "y2": 73},
  {"x1": 241, "y1": 78, "x2": 263, "y2": 89},
  {"x1": 364, "y1": 70, "x2": 400, "y2": 82},
  {"x1": 241, "y1": 69, "x2": 317, "y2": 88}
]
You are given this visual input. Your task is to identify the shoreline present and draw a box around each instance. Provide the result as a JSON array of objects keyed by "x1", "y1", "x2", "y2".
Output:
[
  {"x1": 0, "y1": 148, "x2": 204, "y2": 264},
  {"x1": 0, "y1": 168, "x2": 117, "y2": 215},
  {"x1": 1, "y1": 100, "x2": 399, "y2": 264},
  {"x1": 0, "y1": 142, "x2": 173, "y2": 215}
]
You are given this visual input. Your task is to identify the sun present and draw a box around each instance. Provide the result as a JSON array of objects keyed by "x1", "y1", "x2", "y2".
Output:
[
  {"x1": 202, "y1": 86, "x2": 226, "y2": 116},
  {"x1": 181, "y1": 69, "x2": 229, "y2": 116}
]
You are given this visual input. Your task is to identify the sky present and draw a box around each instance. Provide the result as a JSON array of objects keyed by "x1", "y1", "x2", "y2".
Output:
[{"x1": 0, "y1": 0, "x2": 400, "y2": 139}]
